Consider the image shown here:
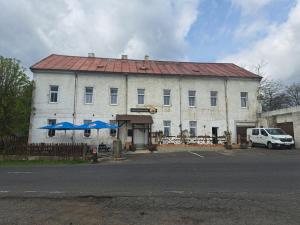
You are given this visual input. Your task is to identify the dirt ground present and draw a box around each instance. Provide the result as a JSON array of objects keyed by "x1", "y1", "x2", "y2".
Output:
[{"x1": 1, "y1": 193, "x2": 300, "y2": 225}]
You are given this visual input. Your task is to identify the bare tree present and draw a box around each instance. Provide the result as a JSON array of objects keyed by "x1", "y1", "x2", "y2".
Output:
[
  {"x1": 260, "y1": 78, "x2": 287, "y2": 111},
  {"x1": 286, "y1": 83, "x2": 300, "y2": 107},
  {"x1": 252, "y1": 60, "x2": 268, "y2": 77}
]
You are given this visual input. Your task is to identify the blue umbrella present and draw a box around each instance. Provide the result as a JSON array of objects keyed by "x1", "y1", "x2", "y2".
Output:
[
  {"x1": 40, "y1": 122, "x2": 77, "y2": 130},
  {"x1": 40, "y1": 122, "x2": 78, "y2": 138},
  {"x1": 75, "y1": 120, "x2": 118, "y2": 129},
  {"x1": 76, "y1": 120, "x2": 118, "y2": 146}
]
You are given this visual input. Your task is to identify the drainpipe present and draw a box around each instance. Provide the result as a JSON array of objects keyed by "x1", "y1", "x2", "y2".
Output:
[
  {"x1": 72, "y1": 72, "x2": 78, "y2": 143},
  {"x1": 125, "y1": 74, "x2": 128, "y2": 114},
  {"x1": 224, "y1": 78, "x2": 229, "y2": 132},
  {"x1": 224, "y1": 78, "x2": 232, "y2": 148},
  {"x1": 179, "y1": 75, "x2": 183, "y2": 141}
]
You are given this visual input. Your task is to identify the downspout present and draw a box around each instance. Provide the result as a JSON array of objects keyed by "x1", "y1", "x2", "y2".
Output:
[
  {"x1": 224, "y1": 78, "x2": 229, "y2": 132},
  {"x1": 72, "y1": 72, "x2": 78, "y2": 143},
  {"x1": 224, "y1": 78, "x2": 232, "y2": 147},
  {"x1": 125, "y1": 74, "x2": 128, "y2": 114},
  {"x1": 179, "y1": 75, "x2": 183, "y2": 141}
]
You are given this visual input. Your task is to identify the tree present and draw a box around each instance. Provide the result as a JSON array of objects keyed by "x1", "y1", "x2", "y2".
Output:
[
  {"x1": 286, "y1": 83, "x2": 300, "y2": 107},
  {"x1": 0, "y1": 56, "x2": 32, "y2": 136},
  {"x1": 260, "y1": 78, "x2": 289, "y2": 111}
]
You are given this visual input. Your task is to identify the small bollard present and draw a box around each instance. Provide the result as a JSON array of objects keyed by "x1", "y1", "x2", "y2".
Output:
[
  {"x1": 92, "y1": 146, "x2": 98, "y2": 163},
  {"x1": 113, "y1": 139, "x2": 122, "y2": 159}
]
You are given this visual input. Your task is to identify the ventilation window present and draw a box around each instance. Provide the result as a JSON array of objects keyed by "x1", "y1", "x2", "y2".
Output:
[{"x1": 139, "y1": 66, "x2": 148, "y2": 70}]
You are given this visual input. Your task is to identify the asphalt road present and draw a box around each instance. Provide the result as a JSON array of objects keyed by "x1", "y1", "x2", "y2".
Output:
[
  {"x1": 1, "y1": 148, "x2": 300, "y2": 225},
  {"x1": 1, "y1": 149, "x2": 300, "y2": 196}
]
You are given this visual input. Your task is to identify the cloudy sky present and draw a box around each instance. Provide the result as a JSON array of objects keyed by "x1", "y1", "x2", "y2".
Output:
[{"x1": 0, "y1": 0, "x2": 299, "y2": 81}]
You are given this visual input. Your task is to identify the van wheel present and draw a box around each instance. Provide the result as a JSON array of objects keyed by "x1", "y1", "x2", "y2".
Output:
[{"x1": 267, "y1": 142, "x2": 273, "y2": 150}]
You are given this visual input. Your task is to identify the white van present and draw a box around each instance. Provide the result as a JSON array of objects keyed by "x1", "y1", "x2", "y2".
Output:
[{"x1": 247, "y1": 128, "x2": 294, "y2": 149}]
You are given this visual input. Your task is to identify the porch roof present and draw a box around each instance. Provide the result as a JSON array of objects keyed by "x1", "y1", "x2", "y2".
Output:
[{"x1": 116, "y1": 114, "x2": 153, "y2": 124}]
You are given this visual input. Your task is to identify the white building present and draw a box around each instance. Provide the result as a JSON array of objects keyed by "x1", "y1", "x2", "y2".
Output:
[{"x1": 29, "y1": 54, "x2": 262, "y2": 148}]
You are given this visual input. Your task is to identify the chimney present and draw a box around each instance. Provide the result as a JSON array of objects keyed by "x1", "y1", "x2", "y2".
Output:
[
  {"x1": 121, "y1": 54, "x2": 128, "y2": 60},
  {"x1": 144, "y1": 55, "x2": 149, "y2": 61},
  {"x1": 88, "y1": 53, "x2": 95, "y2": 57}
]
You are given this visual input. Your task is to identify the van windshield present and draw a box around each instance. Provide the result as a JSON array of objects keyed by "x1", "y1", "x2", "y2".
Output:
[{"x1": 265, "y1": 129, "x2": 286, "y2": 135}]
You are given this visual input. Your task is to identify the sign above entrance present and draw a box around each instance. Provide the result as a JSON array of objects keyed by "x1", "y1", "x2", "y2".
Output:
[{"x1": 130, "y1": 107, "x2": 157, "y2": 114}]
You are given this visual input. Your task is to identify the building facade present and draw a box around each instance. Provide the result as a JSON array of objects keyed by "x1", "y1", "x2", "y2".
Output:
[{"x1": 29, "y1": 54, "x2": 262, "y2": 147}]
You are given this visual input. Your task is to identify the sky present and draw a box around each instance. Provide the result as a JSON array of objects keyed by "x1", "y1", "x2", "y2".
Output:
[{"x1": 0, "y1": 0, "x2": 299, "y2": 82}]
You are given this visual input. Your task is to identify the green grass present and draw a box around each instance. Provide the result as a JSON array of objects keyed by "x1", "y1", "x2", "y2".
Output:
[{"x1": 0, "y1": 159, "x2": 87, "y2": 167}]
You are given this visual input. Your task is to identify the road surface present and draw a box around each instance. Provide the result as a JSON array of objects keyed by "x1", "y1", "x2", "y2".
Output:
[{"x1": 1, "y1": 149, "x2": 300, "y2": 224}]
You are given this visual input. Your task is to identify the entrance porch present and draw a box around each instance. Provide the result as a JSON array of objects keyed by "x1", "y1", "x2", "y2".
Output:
[{"x1": 116, "y1": 114, "x2": 153, "y2": 150}]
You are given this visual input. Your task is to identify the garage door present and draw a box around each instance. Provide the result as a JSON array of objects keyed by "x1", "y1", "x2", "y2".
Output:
[
  {"x1": 236, "y1": 126, "x2": 255, "y2": 144},
  {"x1": 276, "y1": 122, "x2": 294, "y2": 138}
]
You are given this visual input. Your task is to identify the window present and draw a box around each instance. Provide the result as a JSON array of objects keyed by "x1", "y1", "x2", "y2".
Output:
[
  {"x1": 241, "y1": 92, "x2": 248, "y2": 108},
  {"x1": 110, "y1": 88, "x2": 118, "y2": 105},
  {"x1": 137, "y1": 89, "x2": 145, "y2": 104},
  {"x1": 48, "y1": 119, "x2": 56, "y2": 137},
  {"x1": 189, "y1": 121, "x2": 197, "y2": 137},
  {"x1": 128, "y1": 129, "x2": 133, "y2": 137},
  {"x1": 261, "y1": 129, "x2": 268, "y2": 136},
  {"x1": 49, "y1": 85, "x2": 58, "y2": 103},
  {"x1": 83, "y1": 120, "x2": 92, "y2": 137},
  {"x1": 110, "y1": 120, "x2": 117, "y2": 137},
  {"x1": 210, "y1": 91, "x2": 218, "y2": 106},
  {"x1": 188, "y1": 90, "x2": 196, "y2": 107},
  {"x1": 163, "y1": 89, "x2": 171, "y2": 106},
  {"x1": 252, "y1": 129, "x2": 259, "y2": 135},
  {"x1": 85, "y1": 87, "x2": 93, "y2": 104},
  {"x1": 163, "y1": 120, "x2": 171, "y2": 136}
]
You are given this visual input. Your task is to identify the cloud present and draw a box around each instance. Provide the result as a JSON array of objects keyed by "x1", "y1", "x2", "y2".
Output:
[
  {"x1": 0, "y1": 0, "x2": 199, "y2": 71},
  {"x1": 220, "y1": 0, "x2": 300, "y2": 82},
  {"x1": 233, "y1": 19, "x2": 272, "y2": 40},
  {"x1": 230, "y1": 0, "x2": 276, "y2": 14}
]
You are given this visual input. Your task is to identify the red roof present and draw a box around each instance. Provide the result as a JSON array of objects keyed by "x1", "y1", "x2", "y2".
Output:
[{"x1": 30, "y1": 54, "x2": 261, "y2": 79}]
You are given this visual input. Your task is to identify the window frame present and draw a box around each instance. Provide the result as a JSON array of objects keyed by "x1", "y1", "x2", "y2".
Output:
[
  {"x1": 188, "y1": 90, "x2": 196, "y2": 107},
  {"x1": 110, "y1": 120, "x2": 117, "y2": 137},
  {"x1": 84, "y1": 87, "x2": 94, "y2": 104},
  {"x1": 137, "y1": 88, "x2": 145, "y2": 105},
  {"x1": 110, "y1": 87, "x2": 118, "y2": 105},
  {"x1": 49, "y1": 85, "x2": 59, "y2": 103},
  {"x1": 189, "y1": 121, "x2": 197, "y2": 137},
  {"x1": 252, "y1": 129, "x2": 259, "y2": 135},
  {"x1": 83, "y1": 119, "x2": 92, "y2": 137},
  {"x1": 240, "y1": 92, "x2": 248, "y2": 108},
  {"x1": 47, "y1": 119, "x2": 56, "y2": 137},
  {"x1": 163, "y1": 89, "x2": 171, "y2": 106},
  {"x1": 163, "y1": 120, "x2": 171, "y2": 137},
  {"x1": 210, "y1": 91, "x2": 218, "y2": 107}
]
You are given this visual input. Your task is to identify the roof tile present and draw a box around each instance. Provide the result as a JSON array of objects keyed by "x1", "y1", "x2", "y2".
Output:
[{"x1": 30, "y1": 54, "x2": 261, "y2": 79}]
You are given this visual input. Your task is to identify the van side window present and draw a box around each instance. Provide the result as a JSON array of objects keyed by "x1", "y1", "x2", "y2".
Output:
[
  {"x1": 261, "y1": 129, "x2": 268, "y2": 136},
  {"x1": 252, "y1": 129, "x2": 259, "y2": 135}
]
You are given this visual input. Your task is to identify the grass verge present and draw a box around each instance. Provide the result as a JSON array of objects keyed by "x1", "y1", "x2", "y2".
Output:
[{"x1": 0, "y1": 159, "x2": 87, "y2": 167}]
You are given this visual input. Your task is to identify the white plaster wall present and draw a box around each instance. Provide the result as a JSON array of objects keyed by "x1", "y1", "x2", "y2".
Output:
[
  {"x1": 29, "y1": 71, "x2": 261, "y2": 145},
  {"x1": 73, "y1": 73, "x2": 126, "y2": 145},
  {"x1": 127, "y1": 75, "x2": 181, "y2": 136},
  {"x1": 181, "y1": 77, "x2": 227, "y2": 137},
  {"x1": 29, "y1": 72, "x2": 76, "y2": 144},
  {"x1": 227, "y1": 79, "x2": 260, "y2": 141},
  {"x1": 293, "y1": 112, "x2": 300, "y2": 148}
]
